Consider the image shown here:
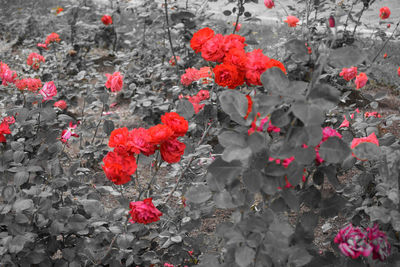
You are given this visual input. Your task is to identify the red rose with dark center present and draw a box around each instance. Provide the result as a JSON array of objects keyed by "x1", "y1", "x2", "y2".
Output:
[
  {"x1": 161, "y1": 112, "x2": 188, "y2": 138},
  {"x1": 160, "y1": 138, "x2": 186, "y2": 163},
  {"x1": 213, "y1": 63, "x2": 244, "y2": 89}
]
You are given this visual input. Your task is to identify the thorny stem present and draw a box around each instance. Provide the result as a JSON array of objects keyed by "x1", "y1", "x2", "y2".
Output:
[
  {"x1": 137, "y1": 152, "x2": 161, "y2": 201},
  {"x1": 91, "y1": 101, "x2": 105, "y2": 144},
  {"x1": 370, "y1": 19, "x2": 400, "y2": 64},
  {"x1": 79, "y1": 85, "x2": 89, "y2": 149},
  {"x1": 164, "y1": 0, "x2": 179, "y2": 76},
  {"x1": 232, "y1": 0, "x2": 243, "y2": 34},
  {"x1": 343, "y1": 0, "x2": 356, "y2": 33},
  {"x1": 352, "y1": 5, "x2": 367, "y2": 38},
  {"x1": 163, "y1": 122, "x2": 214, "y2": 203},
  {"x1": 35, "y1": 101, "x2": 42, "y2": 138},
  {"x1": 134, "y1": 154, "x2": 143, "y2": 193}
]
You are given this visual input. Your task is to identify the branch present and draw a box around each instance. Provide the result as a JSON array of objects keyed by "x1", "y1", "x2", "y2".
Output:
[
  {"x1": 163, "y1": 122, "x2": 214, "y2": 203},
  {"x1": 164, "y1": 0, "x2": 179, "y2": 76},
  {"x1": 370, "y1": 19, "x2": 400, "y2": 64}
]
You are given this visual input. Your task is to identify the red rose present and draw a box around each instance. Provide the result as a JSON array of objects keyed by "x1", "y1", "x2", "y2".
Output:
[
  {"x1": 54, "y1": 100, "x2": 67, "y2": 110},
  {"x1": 148, "y1": 124, "x2": 174, "y2": 144},
  {"x1": 0, "y1": 120, "x2": 11, "y2": 143},
  {"x1": 284, "y1": 16, "x2": 300, "y2": 27},
  {"x1": 101, "y1": 15, "x2": 113, "y2": 25},
  {"x1": 45, "y1": 33, "x2": 61, "y2": 45},
  {"x1": 181, "y1": 68, "x2": 200, "y2": 86},
  {"x1": 27, "y1": 52, "x2": 45, "y2": 70},
  {"x1": 102, "y1": 150, "x2": 137, "y2": 185},
  {"x1": 264, "y1": 0, "x2": 275, "y2": 9},
  {"x1": 339, "y1": 67, "x2": 357, "y2": 81},
  {"x1": 128, "y1": 128, "x2": 157, "y2": 156},
  {"x1": 224, "y1": 47, "x2": 247, "y2": 70},
  {"x1": 161, "y1": 112, "x2": 188, "y2": 138},
  {"x1": 213, "y1": 63, "x2": 244, "y2": 89},
  {"x1": 221, "y1": 34, "x2": 246, "y2": 54},
  {"x1": 105, "y1": 72, "x2": 123, "y2": 92},
  {"x1": 355, "y1": 72, "x2": 368, "y2": 89},
  {"x1": 245, "y1": 49, "x2": 270, "y2": 85},
  {"x1": 201, "y1": 34, "x2": 225, "y2": 62},
  {"x1": 160, "y1": 139, "x2": 186, "y2": 164},
  {"x1": 129, "y1": 198, "x2": 162, "y2": 224},
  {"x1": 379, "y1": 7, "x2": 390, "y2": 20},
  {"x1": 190, "y1": 27, "x2": 215, "y2": 53},
  {"x1": 109, "y1": 127, "x2": 140, "y2": 154}
]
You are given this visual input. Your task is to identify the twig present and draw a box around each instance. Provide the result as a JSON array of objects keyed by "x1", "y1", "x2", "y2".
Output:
[
  {"x1": 343, "y1": 0, "x2": 356, "y2": 33},
  {"x1": 163, "y1": 122, "x2": 214, "y2": 203},
  {"x1": 137, "y1": 152, "x2": 160, "y2": 200},
  {"x1": 164, "y1": 0, "x2": 179, "y2": 76},
  {"x1": 79, "y1": 86, "x2": 89, "y2": 149},
  {"x1": 370, "y1": 19, "x2": 400, "y2": 64},
  {"x1": 233, "y1": 0, "x2": 243, "y2": 34},
  {"x1": 91, "y1": 101, "x2": 105, "y2": 144},
  {"x1": 352, "y1": 5, "x2": 367, "y2": 37},
  {"x1": 97, "y1": 235, "x2": 118, "y2": 265}
]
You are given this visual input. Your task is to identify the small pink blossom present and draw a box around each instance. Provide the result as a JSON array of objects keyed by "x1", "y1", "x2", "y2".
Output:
[
  {"x1": 264, "y1": 0, "x2": 275, "y2": 9},
  {"x1": 54, "y1": 100, "x2": 67, "y2": 110},
  {"x1": 355, "y1": 72, "x2": 368, "y2": 89},
  {"x1": 339, "y1": 115, "x2": 350, "y2": 128},
  {"x1": 334, "y1": 224, "x2": 372, "y2": 259},
  {"x1": 105, "y1": 72, "x2": 123, "y2": 92},
  {"x1": 60, "y1": 121, "x2": 79, "y2": 144},
  {"x1": 39, "y1": 81, "x2": 57, "y2": 101},
  {"x1": 180, "y1": 68, "x2": 200, "y2": 86},
  {"x1": 339, "y1": 67, "x2": 357, "y2": 81}
]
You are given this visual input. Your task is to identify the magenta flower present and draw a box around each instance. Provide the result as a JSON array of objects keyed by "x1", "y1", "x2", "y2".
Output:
[
  {"x1": 367, "y1": 224, "x2": 391, "y2": 261},
  {"x1": 334, "y1": 224, "x2": 372, "y2": 259},
  {"x1": 39, "y1": 81, "x2": 57, "y2": 101},
  {"x1": 60, "y1": 121, "x2": 79, "y2": 144}
]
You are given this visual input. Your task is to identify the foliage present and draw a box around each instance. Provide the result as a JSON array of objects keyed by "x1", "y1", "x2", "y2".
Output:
[{"x1": 0, "y1": 0, "x2": 400, "y2": 266}]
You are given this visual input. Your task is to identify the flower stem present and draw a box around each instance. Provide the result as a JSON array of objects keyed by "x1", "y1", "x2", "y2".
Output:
[
  {"x1": 164, "y1": 0, "x2": 179, "y2": 76},
  {"x1": 163, "y1": 121, "x2": 214, "y2": 203}
]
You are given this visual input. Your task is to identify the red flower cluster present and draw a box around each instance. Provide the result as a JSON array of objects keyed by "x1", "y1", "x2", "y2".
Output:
[
  {"x1": 247, "y1": 113, "x2": 280, "y2": 135},
  {"x1": 14, "y1": 78, "x2": 42, "y2": 92},
  {"x1": 37, "y1": 33, "x2": 61, "y2": 49},
  {"x1": 190, "y1": 28, "x2": 286, "y2": 88},
  {"x1": 103, "y1": 112, "x2": 188, "y2": 185},
  {"x1": 105, "y1": 72, "x2": 123, "y2": 92},
  {"x1": 45, "y1": 33, "x2": 61, "y2": 45},
  {"x1": 27, "y1": 52, "x2": 45, "y2": 70},
  {"x1": 0, "y1": 116, "x2": 14, "y2": 143},
  {"x1": 101, "y1": 15, "x2": 113, "y2": 25},
  {"x1": 179, "y1": 89, "x2": 210, "y2": 113},
  {"x1": 0, "y1": 61, "x2": 17, "y2": 86},
  {"x1": 129, "y1": 198, "x2": 162, "y2": 224},
  {"x1": 334, "y1": 224, "x2": 390, "y2": 261},
  {"x1": 181, "y1": 66, "x2": 212, "y2": 86}
]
